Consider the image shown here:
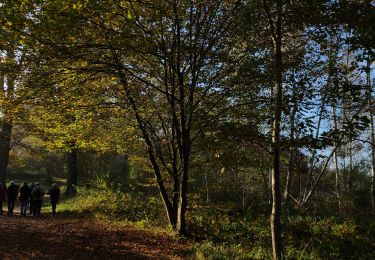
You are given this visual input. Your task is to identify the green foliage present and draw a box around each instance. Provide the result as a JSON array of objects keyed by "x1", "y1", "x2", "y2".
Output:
[
  {"x1": 284, "y1": 215, "x2": 375, "y2": 259},
  {"x1": 57, "y1": 178, "x2": 166, "y2": 227},
  {"x1": 190, "y1": 208, "x2": 375, "y2": 259}
]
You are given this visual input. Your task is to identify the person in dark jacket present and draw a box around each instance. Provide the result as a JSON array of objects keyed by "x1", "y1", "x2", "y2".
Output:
[
  {"x1": 19, "y1": 182, "x2": 32, "y2": 216},
  {"x1": 29, "y1": 182, "x2": 35, "y2": 214},
  {"x1": 0, "y1": 183, "x2": 6, "y2": 215},
  {"x1": 7, "y1": 181, "x2": 19, "y2": 215},
  {"x1": 47, "y1": 183, "x2": 60, "y2": 215},
  {"x1": 31, "y1": 183, "x2": 44, "y2": 217}
]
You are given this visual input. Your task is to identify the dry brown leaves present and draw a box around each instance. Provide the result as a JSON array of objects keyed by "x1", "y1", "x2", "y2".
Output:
[{"x1": 0, "y1": 214, "x2": 191, "y2": 260}]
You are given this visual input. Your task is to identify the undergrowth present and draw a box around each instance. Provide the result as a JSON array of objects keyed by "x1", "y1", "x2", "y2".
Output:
[{"x1": 50, "y1": 176, "x2": 375, "y2": 259}]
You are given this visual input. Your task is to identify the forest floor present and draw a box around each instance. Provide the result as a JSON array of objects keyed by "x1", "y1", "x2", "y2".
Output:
[{"x1": 0, "y1": 212, "x2": 192, "y2": 260}]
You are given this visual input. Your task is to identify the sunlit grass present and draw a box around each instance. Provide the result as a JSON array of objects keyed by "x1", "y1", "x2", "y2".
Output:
[{"x1": 42, "y1": 187, "x2": 375, "y2": 259}]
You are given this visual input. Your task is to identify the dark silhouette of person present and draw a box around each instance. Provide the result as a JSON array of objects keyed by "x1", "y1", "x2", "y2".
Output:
[
  {"x1": 19, "y1": 182, "x2": 32, "y2": 216},
  {"x1": 47, "y1": 183, "x2": 60, "y2": 215},
  {"x1": 29, "y1": 182, "x2": 35, "y2": 214},
  {"x1": 7, "y1": 181, "x2": 19, "y2": 215},
  {"x1": 0, "y1": 183, "x2": 6, "y2": 215},
  {"x1": 31, "y1": 183, "x2": 45, "y2": 217}
]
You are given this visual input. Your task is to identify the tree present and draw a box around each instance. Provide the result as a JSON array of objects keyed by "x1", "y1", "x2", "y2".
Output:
[
  {"x1": 0, "y1": 48, "x2": 16, "y2": 185},
  {"x1": 13, "y1": 0, "x2": 241, "y2": 234}
]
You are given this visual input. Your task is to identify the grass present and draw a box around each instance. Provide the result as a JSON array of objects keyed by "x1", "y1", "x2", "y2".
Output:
[{"x1": 41, "y1": 184, "x2": 375, "y2": 259}]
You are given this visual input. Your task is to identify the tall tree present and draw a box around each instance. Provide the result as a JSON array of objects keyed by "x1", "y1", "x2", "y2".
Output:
[
  {"x1": 262, "y1": 0, "x2": 283, "y2": 258},
  {"x1": 15, "y1": 0, "x2": 240, "y2": 234},
  {"x1": 0, "y1": 48, "x2": 15, "y2": 185}
]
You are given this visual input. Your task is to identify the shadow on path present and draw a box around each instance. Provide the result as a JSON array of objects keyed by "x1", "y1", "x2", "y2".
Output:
[{"x1": 0, "y1": 214, "x2": 190, "y2": 260}]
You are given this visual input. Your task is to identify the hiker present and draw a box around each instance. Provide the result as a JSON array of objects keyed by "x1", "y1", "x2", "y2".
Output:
[
  {"x1": 47, "y1": 183, "x2": 60, "y2": 215},
  {"x1": 29, "y1": 182, "x2": 35, "y2": 214},
  {"x1": 0, "y1": 183, "x2": 6, "y2": 215},
  {"x1": 31, "y1": 183, "x2": 45, "y2": 217},
  {"x1": 19, "y1": 182, "x2": 32, "y2": 216},
  {"x1": 7, "y1": 181, "x2": 19, "y2": 215}
]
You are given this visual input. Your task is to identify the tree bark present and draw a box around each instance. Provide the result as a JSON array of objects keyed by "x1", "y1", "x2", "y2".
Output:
[
  {"x1": 0, "y1": 122, "x2": 11, "y2": 185},
  {"x1": 367, "y1": 59, "x2": 375, "y2": 212},
  {"x1": 266, "y1": 0, "x2": 283, "y2": 258},
  {"x1": 119, "y1": 73, "x2": 177, "y2": 228},
  {"x1": 332, "y1": 103, "x2": 342, "y2": 210},
  {"x1": 177, "y1": 147, "x2": 190, "y2": 235},
  {"x1": 0, "y1": 50, "x2": 15, "y2": 185},
  {"x1": 284, "y1": 75, "x2": 297, "y2": 205},
  {"x1": 284, "y1": 113, "x2": 295, "y2": 206}
]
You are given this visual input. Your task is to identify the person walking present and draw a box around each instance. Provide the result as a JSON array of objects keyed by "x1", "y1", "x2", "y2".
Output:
[
  {"x1": 7, "y1": 181, "x2": 19, "y2": 215},
  {"x1": 47, "y1": 183, "x2": 60, "y2": 215},
  {"x1": 31, "y1": 183, "x2": 44, "y2": 217},
  {"x1": 0, "y1": 183, "x2": 6, "y2": 215},
  {"x1": 19, "y1": 182, "x2": 32, "y2": 216},
  {"x1": 29, "y1": 182, "x2": 35, "y2": 214}
]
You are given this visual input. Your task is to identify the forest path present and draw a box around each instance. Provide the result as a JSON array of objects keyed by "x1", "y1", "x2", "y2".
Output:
[{"x1": 0, "y1": 214, "x2": 191, "y2": 259}]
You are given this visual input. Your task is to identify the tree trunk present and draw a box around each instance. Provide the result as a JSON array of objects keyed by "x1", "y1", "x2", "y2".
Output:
[
  {"x1": 0, "y1": 50, "x2": 15, "y2": 185},
  {"x1": 66, "y1": 146, "x2": 78, "y2": 196},
  {"x1": 348, "y1": 138, "x2": 353, "y2": 195},
  {"x1": 284, "y1": 115, "x2": 295, "y2": 206},
  {"x1": 367, "y1": 59, "x2": 375, "y2": 212},
  {"x1": 284, "y1": 76, "x2": 297, "y2": 205},
  {"x1": 300, "y1": 147, "x2": 337, "y2": 208},
  {"x1": 177, "y1": 172, "x2": 188, "y2": 235},
  {"x1": 0, "y1": 123, "x2": 11, "y2": 185},
  {"x1": 176, "y1": 141, "x2": 190, "y2": 235},
  {"x1": 268, "y1": 0, "x2": 283, "y2": 257},
  {"x1": 118, "y1": 74, "x2": 177, "y2": 229},
  {"x1": 332, "y1": 103, "x2": 341, "y2": 210}
]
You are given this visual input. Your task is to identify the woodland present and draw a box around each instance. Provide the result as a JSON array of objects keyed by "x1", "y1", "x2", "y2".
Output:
[{"x1": 0, "y1": 0, "x2": 374, "y2": 259}]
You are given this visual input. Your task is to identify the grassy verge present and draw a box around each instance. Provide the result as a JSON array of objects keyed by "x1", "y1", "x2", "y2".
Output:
[
  {"x1": 44, "y1": 188, "x2": 375, "y2": 259},
  {"x1": 189, "y1": 208, "x2": 375, "y2": 259}
]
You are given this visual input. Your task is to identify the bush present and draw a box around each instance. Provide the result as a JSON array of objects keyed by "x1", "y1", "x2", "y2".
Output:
[
  {"x1": 191, "y1": 208, "x2": 375, "y2": 259},
  {"x1": 58, "y1": 175, "x2": 167, "y2": 227}
]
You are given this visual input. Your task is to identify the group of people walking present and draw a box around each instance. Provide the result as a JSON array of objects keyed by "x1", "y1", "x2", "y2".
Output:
[{"x1": 0, "y1": 181, "x2": 60, "y2": 217}]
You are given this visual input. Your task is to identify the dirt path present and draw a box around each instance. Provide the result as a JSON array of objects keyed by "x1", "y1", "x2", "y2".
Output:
[{"x1": 0, "y1": 214, "x2": 191, "y2": 260}]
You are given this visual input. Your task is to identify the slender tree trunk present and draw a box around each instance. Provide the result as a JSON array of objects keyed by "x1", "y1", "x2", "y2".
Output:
[
  {"x1": 176, "y1": 167, "x2": 188, "y2": 234},
  {"x1": 284, "y1": 124, "x2": 294, "y2": 205},
  {"x1": 172, "y1": 175, "x2": 179, "y2": 226},
  {"x1": 66, "y1": 146, "x2": 78, "y2": 196},
  {"x1": 270, "y1": 53, "x2": 283, "y2": 260},
  {"x1": 269, "y1": 77, "x2": 274, "y2": 207},
  {"x1": 267, "y1": 0, "x2": 283, "y2": 257},
  {"x1": 177, "y1": 141, "x2": 190, "y2": 235},
  {"x1": 367, "y1": 59, "x2": 375, "y2": 212},
  {"x1": 118, "y1": 73, "x2": 176, "y2": 228},
  {"x1": 348, "y1": 138, "x2": 353, "y2": 195},
  {"x1": 300, "y1": 147, "x2": 337, "y2": 207},
  {"x1": 342, "y1": 143, "x2": 348, "y2": 206},
  {"x1": 284, "y1": 79, "x2": 297, "y2": 205},
  {"x1": 304, "y1": 98, "x2": 325, "y2": 200},
  {"x1": 342, "y1": 102, "x2": 349, "y2": 206},
  {"x1": 332, "y1": 103, "x2": 341, "y2": 210}
]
